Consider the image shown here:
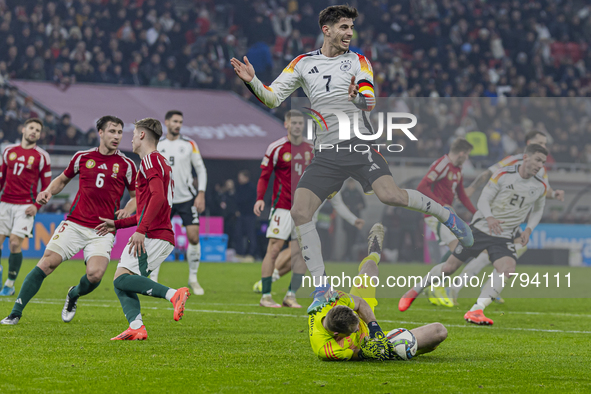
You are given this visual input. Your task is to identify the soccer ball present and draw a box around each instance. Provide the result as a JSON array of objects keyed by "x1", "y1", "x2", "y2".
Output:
[{"x1": 387, "y1": 328, "x2": 417, "y2": 361}]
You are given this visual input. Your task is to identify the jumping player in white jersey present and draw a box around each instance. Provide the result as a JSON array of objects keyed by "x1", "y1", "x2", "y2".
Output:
[
  {"x1": 231, "y1": 5, "x2": 473, "y2": 314},
  {"x1": 153, "y1": 110, "x2": 207, "y2": 295},
  {"x1": 439, "y1": 130, "x2": 565, "y2": 306},
  {"x1": 399, "y1": 144, "x2": 549, "y2": 325}
]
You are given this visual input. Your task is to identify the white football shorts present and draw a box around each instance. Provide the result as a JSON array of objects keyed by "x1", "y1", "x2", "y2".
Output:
[
  {"x1": 46, "y1": 220, "x2": 114, "y2": 262},
  {"x1": 0, "y1": 202, "x2": 35, "y2": 238},
  {"x1": 118, "y1": 237, "x2": 174, "y2": 277}
]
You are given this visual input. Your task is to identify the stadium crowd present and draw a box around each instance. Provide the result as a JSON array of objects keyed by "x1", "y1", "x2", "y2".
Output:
[{"x1": 0, "y1": 0, "x2": 590, "y2": 164}]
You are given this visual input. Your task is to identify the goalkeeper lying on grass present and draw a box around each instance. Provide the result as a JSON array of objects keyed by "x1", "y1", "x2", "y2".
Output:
[{"x1": 308, "y1": 223, "x2": 448, "y2": 361}]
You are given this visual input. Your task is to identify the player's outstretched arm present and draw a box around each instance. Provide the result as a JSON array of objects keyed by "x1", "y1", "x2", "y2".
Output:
[
  {"x1": 37, "y1": 173, "x2": 71, "y2": 205},
  {"x1": 230, "y1": 56, "x2": 255, "y2": 83},
  {"x1": 331, "y1": 192, "x2": 363, "y2": 227},
  {"x1": 465, "y1": 169, "x2": 493, "y2": 197},
  {"x1": 546, "y1": 187, "x2": 565, "y2": 201},
  {"x1": 116, "y1": 190, "x2": 136, "y2": 219}
]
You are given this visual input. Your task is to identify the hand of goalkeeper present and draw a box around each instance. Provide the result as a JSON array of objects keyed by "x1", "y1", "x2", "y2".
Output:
[{"x1": 358, "y1": 337, "x2": 389, "y2": 361}]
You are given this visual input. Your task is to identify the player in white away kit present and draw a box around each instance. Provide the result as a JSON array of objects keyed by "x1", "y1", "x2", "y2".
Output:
[
  {"x1": 231, "y1": 5, "x2": 473, "y2": 314},
  {"x1": 152, "y1": 110, "x2": 207, "y2": 295},
  {"x1": 399, "y1": 144, "x2": 549, "y2": 325},
  {"x1": 441, "y1": 130, "x2": 565, "y2": 305}
]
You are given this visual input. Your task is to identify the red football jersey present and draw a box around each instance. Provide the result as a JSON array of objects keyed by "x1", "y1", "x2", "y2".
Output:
[
  {"x1": 133, "y1": 151, "x2": 175, "y2": 244},
  {"x1": 417, "y1": 154, "x2": 476, "y2": 216},
  {"x1": 0, "y1": 144, "x2": 52, "y2": 208},
  {"x1": 64, "y1": 148, "x2": 137, "y2": 229},
  {"x1": 257, "y1": 136, "x2": 313, "y2": 210}
]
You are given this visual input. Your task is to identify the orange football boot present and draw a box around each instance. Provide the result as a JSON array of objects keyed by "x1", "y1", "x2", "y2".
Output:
[
  {"x1": 171, "y1": 287, "x2": 191, "y2": 321},
  {"x1": 111, "y1": 325, "x2": 148, "y2": 340},
  {"x1": 398, "y1": 289, "x2": 419, "y2": 312},
  {"x1": 464, "y1": 309, "x2": 494, "y2": 325}
]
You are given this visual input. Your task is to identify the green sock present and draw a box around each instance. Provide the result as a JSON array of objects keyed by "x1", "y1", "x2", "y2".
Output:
[
  {"x1": 113, "y1": 274, "x2": 169, "y2": 299},
  {"x1": 11, "y1": 266, "x2": 46, "y2": 317},
  {"x1": 8, "y1": 252, "x2": 23, "y2": 281},
  {"x1": 69, "y1": 274, "x2": 101, "y2": 299},
  {"x1": 261, "y1": 276, "x2": 272, "y2": 295},
  {"x1": 288, "y1": 273, "x2": 304, "y2": 293},
  {"x1": 440, "y1": 250, "x2": 452, "y2": 264},
  {"x1": 114, "y1": 287, "x2": 142, "y2": 324}
]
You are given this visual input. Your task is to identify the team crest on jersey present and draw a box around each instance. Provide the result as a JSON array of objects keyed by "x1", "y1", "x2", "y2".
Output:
[
  {"x1": 27, "y1": 156, "x2": 35, "y2": 169},
  {"x1": 305, "y1": 151, "x2": 311, "y2": 164},
  {"x1": 273, "y1": 228, "x2": 280, "y2": 235},
  {"x1": 283, "y1": 152, "x2": 292, "y2": 162},
  {"x1": 340, "y1": 59, "x2": 352, "y2": 72},
  {"x1": 112, "y1": 163, "x2": 120, "y2": 178},
  {"x1": 8, "y1": 152, "x2": 17, "y2": 161},
  {"x1": 529, "y1": 188, "x2": 537, "y2": 196},
  {"x1": 86, "y1": 159, "x2": 96, "y2": 169}
]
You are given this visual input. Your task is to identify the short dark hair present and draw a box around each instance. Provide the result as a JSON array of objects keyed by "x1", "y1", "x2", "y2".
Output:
[
  {"x1": 450, "y1": 138, "x2": 473, "y2": 154},
  {"x1": 24, "y1": 118, "x2": 43, "y2": 129},
  {"x1": 96, "y1": 115, "x2": 124, "y2": 132},
  {"x1": 284, "y1": 109, "x2": 304, "y2": 122},
  {"x1": 134, "y1": 117, "x2": 163, "y2": 140},
  {"x1": 525, "y1": 130, "x2": 546, "y2": 144},
  {"x1": 165, "y1": 110, "x2": 183, "y2": 120},
  {"x1": 318, "y1": 5, "x2": 358, "y2": 29},
  {"x1": 524, "y1": 143, "x2": 548, "y2": 157},
  {"x1": 325, "y1": 305, "x2": 359, "y2": 334}
]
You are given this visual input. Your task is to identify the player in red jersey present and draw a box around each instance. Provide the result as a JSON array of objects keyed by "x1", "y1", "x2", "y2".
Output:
[
  {"x1": 95, "y1": 118, "x2": 190, "y2": 341},
  {"x1": 0, "y1": 118, "x2": 50, "y2": 296},
  {"x1": 254, "y1": 110, "x2": 313, "y2": 308},
  {"x1": 399, "y1": 139, "x2": 476, "y2": 311},
  {"x1": 1, "y1": 116, "x2": 137, "y2": 325}
]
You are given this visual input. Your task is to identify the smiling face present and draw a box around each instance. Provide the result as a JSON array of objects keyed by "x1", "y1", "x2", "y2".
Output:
[{"x1": 323, "y1": 17, "x2": 354, "y2": 53}]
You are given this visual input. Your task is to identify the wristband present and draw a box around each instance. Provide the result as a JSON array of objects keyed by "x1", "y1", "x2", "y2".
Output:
[{"x1": 368, "y1": 321, "x2": 383, "y2": 338}]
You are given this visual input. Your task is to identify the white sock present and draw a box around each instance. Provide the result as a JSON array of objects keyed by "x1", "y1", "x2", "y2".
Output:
[
  {"x1": 404, "y1": 189, "x2": 450, "y2": 222},
  {"x1": 130, "y1": 316, "x2": 143, "y2": 329},
  {"x1": 413, "y1": 263, "x2": 444, "y2": 293},
  {"x1": 295, "y1": 221, "x2": 326, "y2": 287},
  {"x1": 471, "y1": 271, "x2": 505, "y2": 311},
  {"x1": 149, "y1": 265, "x2": 161, "y2": 283},
  {"x1": 5, "y1": 279, "x2": 15, "y2": 287},
  {"x1": 165, "y1": 288, "x2": 176, "y2": 301},
  {"x1": 449, "y1": 252, "x2": 491, "y2": 299},
  {"x1": 187, "y1": 243, "x2": 201, "y2": 283},
  {"x1": 272, "y1": 268, "x2": 280, "y2": 282}
]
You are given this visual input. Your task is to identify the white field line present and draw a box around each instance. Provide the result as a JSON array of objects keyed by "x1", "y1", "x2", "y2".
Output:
[{"x1": 1, "y1": 299, "x2": 590, "y2": 335}]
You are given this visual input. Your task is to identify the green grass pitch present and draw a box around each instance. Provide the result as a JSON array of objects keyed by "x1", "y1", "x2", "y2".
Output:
[{"x1": 0, "y1": 259, "x2": 590, "y2": 393}]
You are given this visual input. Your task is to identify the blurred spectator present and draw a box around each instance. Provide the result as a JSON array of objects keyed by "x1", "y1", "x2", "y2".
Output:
[
  {"x1": 58, "y1": 125, "x2": 80, "y2": 146},
  {"x1": 219, "y1": 179, "x2": 237, "y2": 249},
  {"x1": 234, "y1": 170, "x2": 257, "y2": 258}
]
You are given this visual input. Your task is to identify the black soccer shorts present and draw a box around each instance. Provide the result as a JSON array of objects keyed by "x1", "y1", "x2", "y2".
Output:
[
  {"x1": 297, "y1": 138, "x2": 392, "y2": 201},
  {"x1": 170, "y1": 198, "x2": 199, "y2": 227},
  {"x1": 452, "y1": 227, "x2": 518, "y2": 263}
]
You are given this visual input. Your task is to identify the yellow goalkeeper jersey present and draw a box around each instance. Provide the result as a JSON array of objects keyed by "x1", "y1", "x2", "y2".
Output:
[{"x1": 308, "y1": 291, "x2": 369, "y2": 361}]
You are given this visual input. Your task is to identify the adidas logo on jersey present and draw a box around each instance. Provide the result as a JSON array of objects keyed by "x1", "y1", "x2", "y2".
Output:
[
  {"x1": 17, "y1": 156, "x2": 25, "y2": 162},
  {"x1": 308, "y1": 66, "x2": 319, "y2": 74},
  {"x1": 369, "y1": 163, "x2": 381, "y2": 171},
  {"x1": 506, "y1": 184, "x2": 514, "y2": 190},
  {"x1": 98, "y1": 164, "x2": 108, "y2": 170},
  {"x1": 294, "y1": 153, "x2": 303, "y2": 160}
]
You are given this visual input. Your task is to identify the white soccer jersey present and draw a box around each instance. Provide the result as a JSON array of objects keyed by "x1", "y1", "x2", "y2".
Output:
[
  {"x1": 158, "y1": 136, "x2": 207, "y2": 204},
  {"x1": 473, "y1": 165, "x2": 547, "y2": 239},
  {"x1": 245, "y1": 49, "x2": 376, "y2": 149},
  {"x1": 488, "y1": 153, "x2": 549, "y2": 186}
]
